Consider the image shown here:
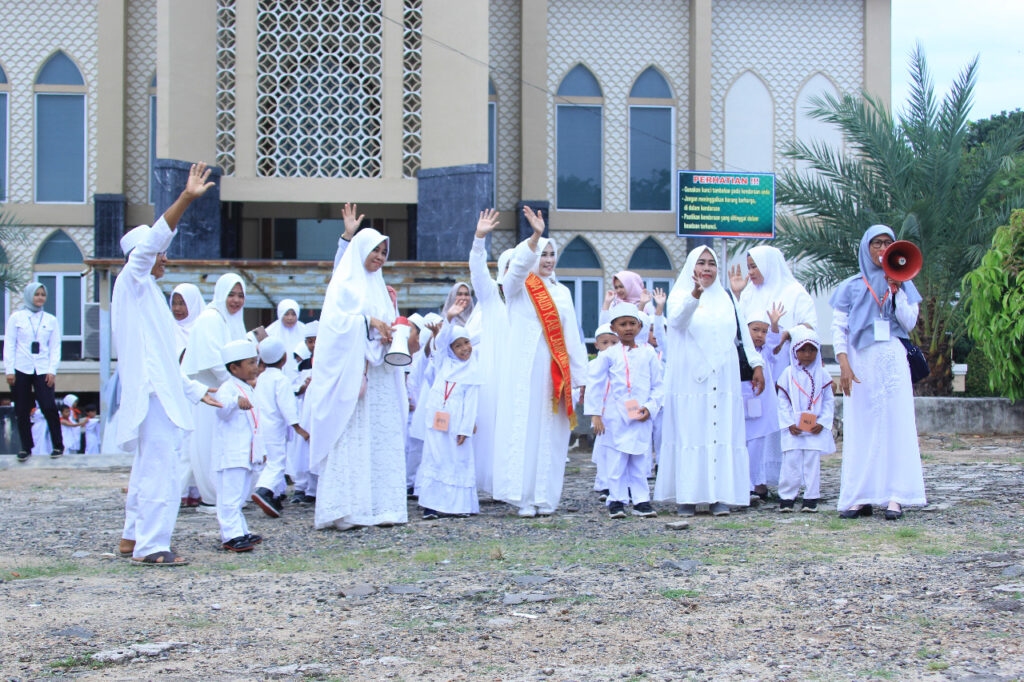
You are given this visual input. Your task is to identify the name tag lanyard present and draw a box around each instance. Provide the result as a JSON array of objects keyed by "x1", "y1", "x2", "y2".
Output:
[
  {"x1": 790, "y1": 369, "x2": 820, "y2": 411},
  {"x1": 862, "y1": 276, "x2": 893, "y2": 342},
  {"x1": 234, "y1": 381, "x2": 260, "y2": 463},
  {"x1": 622, "y1": 346, "x2": 642, "y2": 419},
  {"x1": 433, "y1": 381, "x2": 456, "y2": 431},
  {"x1": 28, "y1": 313, "x2": 44, "y2": 354}
]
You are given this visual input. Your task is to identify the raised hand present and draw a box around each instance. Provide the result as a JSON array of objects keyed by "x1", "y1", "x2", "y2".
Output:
[
  {"x1": 446, "y1": 298, "x2": 468, "y2": 321},
  {"x1": 183, "y1": 162, "x2": 215, "y2": 200},
  {"x1": 768, "y1": 301, "x2": 786, "y2": 332},
  {"x1": 523, "y1": 205, "x2": 545, "y2": 240},
  {"x1": 475, "y1": 208, "x2": 500, "y2": 238},
  {"x1": 639, "y1": 289, "x2": 652, "y2": 307},
  {"x1": 603, "y1": 289, "x2": 617, "y2": 309},
  {"x1": 342, "y1": 203, "x2": 364, "y2": 240},
  {"x1": 652, "y1": 287, "x2": 667, "y2": 315},
  {"x1": 691, "y1": 274, "x2": 705, "y2": 299},
  {"x1": 728, "y1": 264, "x2": 749, "y2": 298}
]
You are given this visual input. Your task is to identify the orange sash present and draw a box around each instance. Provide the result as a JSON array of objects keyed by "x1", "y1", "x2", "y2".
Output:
[{"x1": 524, "y1": 273, "x2": 577, "y2": 428}]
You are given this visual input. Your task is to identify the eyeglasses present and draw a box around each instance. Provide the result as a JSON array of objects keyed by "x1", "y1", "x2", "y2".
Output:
[{"x1": 868, "y1": 238, "x2": 894, "y2": 248}]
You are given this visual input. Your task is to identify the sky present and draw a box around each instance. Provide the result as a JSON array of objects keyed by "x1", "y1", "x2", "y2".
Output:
[{"x1": 891, "y1": 0, "x2": 1024, "y2": 122}]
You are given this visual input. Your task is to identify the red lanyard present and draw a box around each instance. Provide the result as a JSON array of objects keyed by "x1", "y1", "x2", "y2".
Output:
[
  {"x1": 791, "y1": 369, "x2": 820, "y2": 411},
  {"x1": 861, "y1": 275, "x2": 889, "y2": 313},
  {"x1": 621, "y1": 345, "x2": 632, "y2": 395},
  {"x1": 442, "y1": 381, "x2": 456, "y2": 406}
]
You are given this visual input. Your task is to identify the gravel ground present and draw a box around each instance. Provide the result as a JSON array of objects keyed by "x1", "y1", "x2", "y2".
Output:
[{"x1": 1, "y1": 434, "x2": 1023, "y2": 681}]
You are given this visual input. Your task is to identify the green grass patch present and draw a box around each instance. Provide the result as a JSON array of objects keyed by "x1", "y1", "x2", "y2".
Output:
[
  {"x1": 660, "y1": 588, "x2": 700, "y2": 599},
  {"x1": 858, "y1": 668, "x2": 895, "y2": 680},
  {"x1": 926, "y1": 661, "x2": 950, "y2": 671},
  {"x1": 49, "y1": 654, "x2": 114, "y2": 671},
  {"x1": 2, "y1": 561, "x2": 112, "y2": 581},
  {"x1": 169, "y1": 614, "x2": 217, "y2": 629},
  {"x1": 412, "y1": 549, "x2": 445, "y2": 564}
]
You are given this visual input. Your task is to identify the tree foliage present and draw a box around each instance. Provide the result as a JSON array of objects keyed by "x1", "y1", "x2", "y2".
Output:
[
  {"x1": 962, "y1": 210, "x2": 1024, "y2": 402},
  {"x1": 0, "y1": 210, "x2": 26, "y2": 294},
  {"x1": 771, "y1": 46, "x2": 1024, "y2": 394}
]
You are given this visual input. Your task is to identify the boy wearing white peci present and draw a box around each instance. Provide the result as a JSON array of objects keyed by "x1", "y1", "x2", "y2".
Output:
[
  {"x1": 585, "y1": 303, "x2": 664, "y2": 519},
  {"x1": 775, "y1": 326, "x2": 835, "y2": 513}
]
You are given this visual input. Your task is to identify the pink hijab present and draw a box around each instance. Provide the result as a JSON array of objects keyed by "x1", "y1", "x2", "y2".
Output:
[{"x1": 613, "y1": 270, "x2": 645, "y2": 304}]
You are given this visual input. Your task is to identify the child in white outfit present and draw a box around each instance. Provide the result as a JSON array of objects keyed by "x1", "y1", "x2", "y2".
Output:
[
  {"x1": 82, "y1": 406, "x2": 101, "y2": 454},
  {"x1": 775, "y1": 326, "x2": 836, "y2": 512},
  {"x1": 584, "y1": 303, "x2": 664, "y2": 519},
  {"x1": 743, "y1": 305, "x2": 786, "y2": 500},
  {"x1": 589, "y1": 323, "x2": 619, "y2": 500},
  {"x1": 214, "y1": 339, "x2": 265, "y2": 552},
  {"x1": 252, "y1": 337, "x2": 309, "y2": 518}
]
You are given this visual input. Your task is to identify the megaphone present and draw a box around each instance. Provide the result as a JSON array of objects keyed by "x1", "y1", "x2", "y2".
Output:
[
  {"x1": 384, "y1": 317, "x2": 413, "y2": 366},
  {"x1": 881, "y1": 240, "x2": 922, "y2": 282}
]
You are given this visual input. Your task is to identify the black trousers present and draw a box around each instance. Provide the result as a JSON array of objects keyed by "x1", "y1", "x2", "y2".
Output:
[{"x1": 13, "y1": 370, "x2": 64, "y2": 452}]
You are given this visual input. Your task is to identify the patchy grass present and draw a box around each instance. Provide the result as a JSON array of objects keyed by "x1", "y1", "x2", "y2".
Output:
[
  {"x1": 660, "y1": 588, "x2": 700, "y2": 599},
  {"x1": 926, "y1": 661, "x2": 950, "y2": 671},
  {"x1": 49, "y1": 654, "x2": 114, "y2": 671},
  {"x1": 858, "y1": 668, "x2": 896, "y2": 680},
  {"x1": 1, "y1": 561, "x2": 118, "y2": 581},
  {"x1": 169, "y1": 614, "x2": 218, "y2": 629}
]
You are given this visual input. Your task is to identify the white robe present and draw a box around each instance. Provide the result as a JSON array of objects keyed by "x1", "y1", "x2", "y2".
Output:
[
  {"x1": 491, "y1": 239, "x2": 588, "y2": 513},
  {"x1": 654, "y1": 270, "x2": 764, "y2": 507},
  {"x1": 467, "y1": 235, "x2": 509, "y2": 495}
]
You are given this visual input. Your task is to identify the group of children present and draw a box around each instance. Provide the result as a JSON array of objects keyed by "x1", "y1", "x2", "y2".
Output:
[
  {"x1": 584, "y1": 289, "x2": 835, "y2": 518},
  {"x1": 29, "y1": 394, "x2": 100, "y2": 456}
]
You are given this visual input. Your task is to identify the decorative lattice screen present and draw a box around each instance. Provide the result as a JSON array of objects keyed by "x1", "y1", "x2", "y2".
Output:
[
  {"x1": 401, "y1": 0, "x2": 422, "y2": 178},
  {"x1": 255, "y1": 0, "x2": 384, "y2": 178},
  {"x1": 216, "y1": 0, "x2": 237, "y2": 175}
]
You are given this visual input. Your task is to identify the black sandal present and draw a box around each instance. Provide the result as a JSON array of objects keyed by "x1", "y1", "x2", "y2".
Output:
[{"x1": 131, "y1": 551, "x2": 189, "y2": 567}]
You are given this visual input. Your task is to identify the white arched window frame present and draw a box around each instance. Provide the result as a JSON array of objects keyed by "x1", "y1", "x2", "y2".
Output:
[
  {"x1": 34, "y1": 51, "x2": 87, "y2": 204},
  {"x1": 794, "y1": 73, "x2": 843, "y2": 178},
  {"x1": 627, "y1": 236, "x2": 675, "y2": 295},
  {"x1": 149, "y1": 72, "x2": 157, "y2": 204},
  {"x1": 724, "y1": 70, "x2": 774, "y2": 175},
  {"x1": 628, "y1": 67, "x2": 675, "y2": 212},
  {"x1": 556, "y1": 65, "x2": 603, "y2": 211},
  {"x1": 556, "y1": 236, "x2": 603, "y2": 342},
  {"x1": 0, "y1": 62, "x2": 9, "y2": 202},
  {"x1": 34, "y1": 230, "x2": 85, "y2": 359}
]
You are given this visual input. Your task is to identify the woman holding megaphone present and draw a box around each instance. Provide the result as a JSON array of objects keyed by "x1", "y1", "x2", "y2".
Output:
[{"x1": 830, "y1": 225, "x2": 926, "y2": 521}]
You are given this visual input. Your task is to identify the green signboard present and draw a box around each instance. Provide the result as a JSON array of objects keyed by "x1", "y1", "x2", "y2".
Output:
[{"x1": 677, "y1": 171, "x2": 775, "y2": 239}]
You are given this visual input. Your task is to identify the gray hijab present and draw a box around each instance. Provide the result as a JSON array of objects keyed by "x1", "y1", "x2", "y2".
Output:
[{"x1": 22, "y1": 282, "x2": 46, "y2": 313}]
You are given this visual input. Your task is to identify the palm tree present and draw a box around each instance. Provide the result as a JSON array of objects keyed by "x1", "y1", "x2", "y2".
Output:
[
  {"x1": 773, "y1": 45, "x2": 1024, "y2": 394},
  {"x1": 0, "y1": 210, "x2": 25, "y2": 295}
]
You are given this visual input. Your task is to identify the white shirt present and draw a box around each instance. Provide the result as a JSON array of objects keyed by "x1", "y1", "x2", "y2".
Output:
[
  {"x1": 255, "y1": 366, "x2": 299, "y2": 444},
  {"x1": 214, "y1": 378, "x2": 264, "y2": 470},
  {"x1": 4, "y1": 309, "x2": 61, "y2": 375},
  {"x1": 584, "y1": 343, "x2": 664, "y2": 455}
]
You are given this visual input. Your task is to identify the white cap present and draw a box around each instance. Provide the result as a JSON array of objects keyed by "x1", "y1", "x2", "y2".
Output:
[
  {"x1": 120, "y1": 224, "x2": 152, "y2": 256},
  {"x1": 594, "y1": 323, "x2": 617, "y2": 338},
  {"x1": 423, "y1": 312, "x2": 443, "y2": 326},
  {"x1": 608, "y1": 302, "x2": 640, "y2": 324},
  {"x1": 303, "y1": 320, "x2": 319, "y2": 338},
  {"x1": 407, "y1": 313, "x2": 426, "y2": 330},
  {"x1": 221, "y1": 339, "x2": 258, "y2": 364},
  {"x1": 258, "y1": 337, "x2": 286, "y2": 365}
]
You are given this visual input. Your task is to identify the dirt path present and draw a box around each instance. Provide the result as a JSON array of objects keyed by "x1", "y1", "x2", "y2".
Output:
[{"x1": 1, "y1": 435, "x2": 1023, "y2": 680}]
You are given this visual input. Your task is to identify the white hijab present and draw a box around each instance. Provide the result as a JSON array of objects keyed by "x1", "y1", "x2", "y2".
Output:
[
  {"x1": 208, "y1": 273, "x2": 247, "y2": 340},
  {"x1": 435, "y1": 324, "x2": 483, "y2": 386},
  {"x1": 308, "y1": 228, "x2": 394, "y2": 474},
  {"x1": 739, "y1": 246, "x2": 806, "y2": 326},
  {"x1": 532, "y1": 237, "x2": 558, "y2": 285},
  {"x1": 171, "y1": 283, "x2": 205, "y2": 355},
  {"x1": 782, "y1": 325, "x2": 830, "y2": 414},
  {"x1": 441, "y1": 282, "x2": 475, "y2": 327},
  {"x1": 667, "y1": 246, "x2": 736, "y2": 379},
  {"x1": 267, "y1": 298, "x2": 305, "y2": 361},
  {"x1": 181, "y1": 273, "x2": 247, "y2": 377},
  {"x1": 495, "y1": 248, "x2": 515, "y2": 287}
]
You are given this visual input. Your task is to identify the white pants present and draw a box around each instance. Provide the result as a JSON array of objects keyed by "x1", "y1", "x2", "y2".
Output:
[
  {"x1": 255, "y1": 439, "x2": 288, "y2": 496},
  {"x1": 778, "y1": 448, "x2": 821, "y2": 501},
  {"x1": 216, "y1": 467, "x2": 253, "y2": 542},
  {"x1": 121, "y1": 395, "x2": 183, "y2": 558},
  {"x1": 747, "y1": 435, "x2": 767, "y2": 489},
  {"x1": 406, "y1": 435, "x2": 423, "y2": 489},
  {"x1": 607, "y1": 449, "x2": 652, "y2": 505}
]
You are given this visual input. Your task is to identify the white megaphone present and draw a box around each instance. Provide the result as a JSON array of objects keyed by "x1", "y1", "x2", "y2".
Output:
[{"x1": 385, "y1": 317, "x2": 414, "y2": 366}]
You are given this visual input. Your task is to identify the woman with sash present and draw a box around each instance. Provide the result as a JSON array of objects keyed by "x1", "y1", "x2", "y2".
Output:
[
  {"x1": 832, "y1": 225, "x2": 925, "y2": 520},
  {"x1": 492, "y1": 207, "x2": 588, "y2": 517}
]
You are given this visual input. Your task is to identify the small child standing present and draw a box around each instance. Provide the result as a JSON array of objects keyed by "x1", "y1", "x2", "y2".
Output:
[
  {"x1": 59, "y1": 402, "x2": 82, "y2": 454},
  {"x1": 416, "y1": 301, "x2": 481, "y2": 519},
  {"x1": 82, "y1": 406, "x2": 101, "y2": 454},
  {"x1": 775, "y1": 326, "x2": 835, "y2": 513},
  {"x1": 589, "y1": 323, "x2": 619, "y2": 501},
  {"x1": 584, "y1": 303, "x2": 663, "y2": 519},
  {"x1": 252, "y1": 337, "x2": 309, "y2": 518},
  {"x1": 287, "y1": 323, "x2": 318, "y2": 505},
  {"x1": 214, "y1": 340, "x2": 265, "y2": 552},
  {"x1": 743, "y1": 304, "x2": 786, "y2": 500}
]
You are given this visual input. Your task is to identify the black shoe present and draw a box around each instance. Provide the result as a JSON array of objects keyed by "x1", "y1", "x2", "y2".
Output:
[
  {"x1": 245, "y1": 533, "x2": 263, "y2": 545},
  {"x1": 302, "y1": 494, "x2": 316, "y2": 505},
  {"x1": 272, "y1": 495, "x2": 286, "y2": 511},
  {"x1": 50, "y1": 447, "x2": 64, "y2": 459},
  {"x1": 607, "y1": 501, "x2": 626, "y2": 519},
  {"x1": 290, "y1": 492, "x2": 306, "y2": 505},
  {"x1": 800, "y1": 498, "x2": 819, "y2": 513},
  {"x1": 422, "y1": 508, "x2": 440, "y2": 520},
  {"x1": 221, "y1": 536, "x2": 254, "y2": 552},
  {"x1": 16, "y1": 450, "x2": 30, "y2": 462},
  {"x1": 407, "y1": 486, "x2": 416, "y2": 499},
  {"x1": 251, "y1": 488, "x2": 281, "y2": 518},
  {"x1": 884, "y1": 505, "x2": 903, "y2": 521},
  {"x1": 597, "y1": 489, "x2": 610, "y2": 503},
  {"x1": 631, "y1": 501, "x2": 657, "y2": 518},
  {"x1": 779, "y1": 499, "x2": 796, "y2": 513},
  {"x1": 839, "y1": 504, "x2": 873, "y2": 519}
]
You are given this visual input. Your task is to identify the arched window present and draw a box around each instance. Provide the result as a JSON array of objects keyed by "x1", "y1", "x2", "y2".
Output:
[
  {"x1": 724, "y1": 71, "x2": 773, "y2": 174},
  {"x1": 795, "y1": 73, "x2": 842, "y2": 177},
  {"x1": 556, "y1": 236, "x2": 602, "y2": 341},
  {"x1": 556, "y1": 64, "x2": 602, "y2": 210},
  {"x1": 628, "y1": 236, "x2": 675, "y2": 295},
  {"x1": 487, "y1": 77, "x2": 497, "y2": 206},
  {"x1": 149, "y1": 72, "x2": 157, "y2": 204},
  {"x1": 34, "y1": 230, "x2": 85, "y2": 358},
  {"x1": 0, "y1": 62, "x2": 8, "y2": 202},
  {"x1": 35, "y1": 51, "x2": 86, "y2": 203},
  {"x1": 629, "y1": 67, "x2": 674, "y2": 211}
]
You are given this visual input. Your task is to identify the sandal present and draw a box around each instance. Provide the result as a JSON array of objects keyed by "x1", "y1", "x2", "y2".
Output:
[
  {"x1": 131, "y1": 551, "x2": 189, "y2": 567},
  {"x1": 118, "y1": 538, "x2": 136, "y2": 556}
]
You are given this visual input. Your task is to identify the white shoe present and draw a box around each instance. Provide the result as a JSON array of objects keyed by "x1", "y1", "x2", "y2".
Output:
[
  {"x1": 334, "y1": 520, "x2": 356, "y2": 531},
  {"x1": 517, "y1": 506, "x2": 537, "y2": 518},
  {"x1": 536, "y1": 507, "x2": 555, "y2": 516}
]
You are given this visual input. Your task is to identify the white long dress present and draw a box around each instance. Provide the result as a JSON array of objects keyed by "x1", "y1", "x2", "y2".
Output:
[
  {"x1": 491, "y1": 238, "x2": 588, "y2": 514},
  {"x1": 654, "y1": 247, "x2": 765, "y2": 507},
  {"x1": 832, "y1": 292, "x2": 926, "y2": 509}
]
